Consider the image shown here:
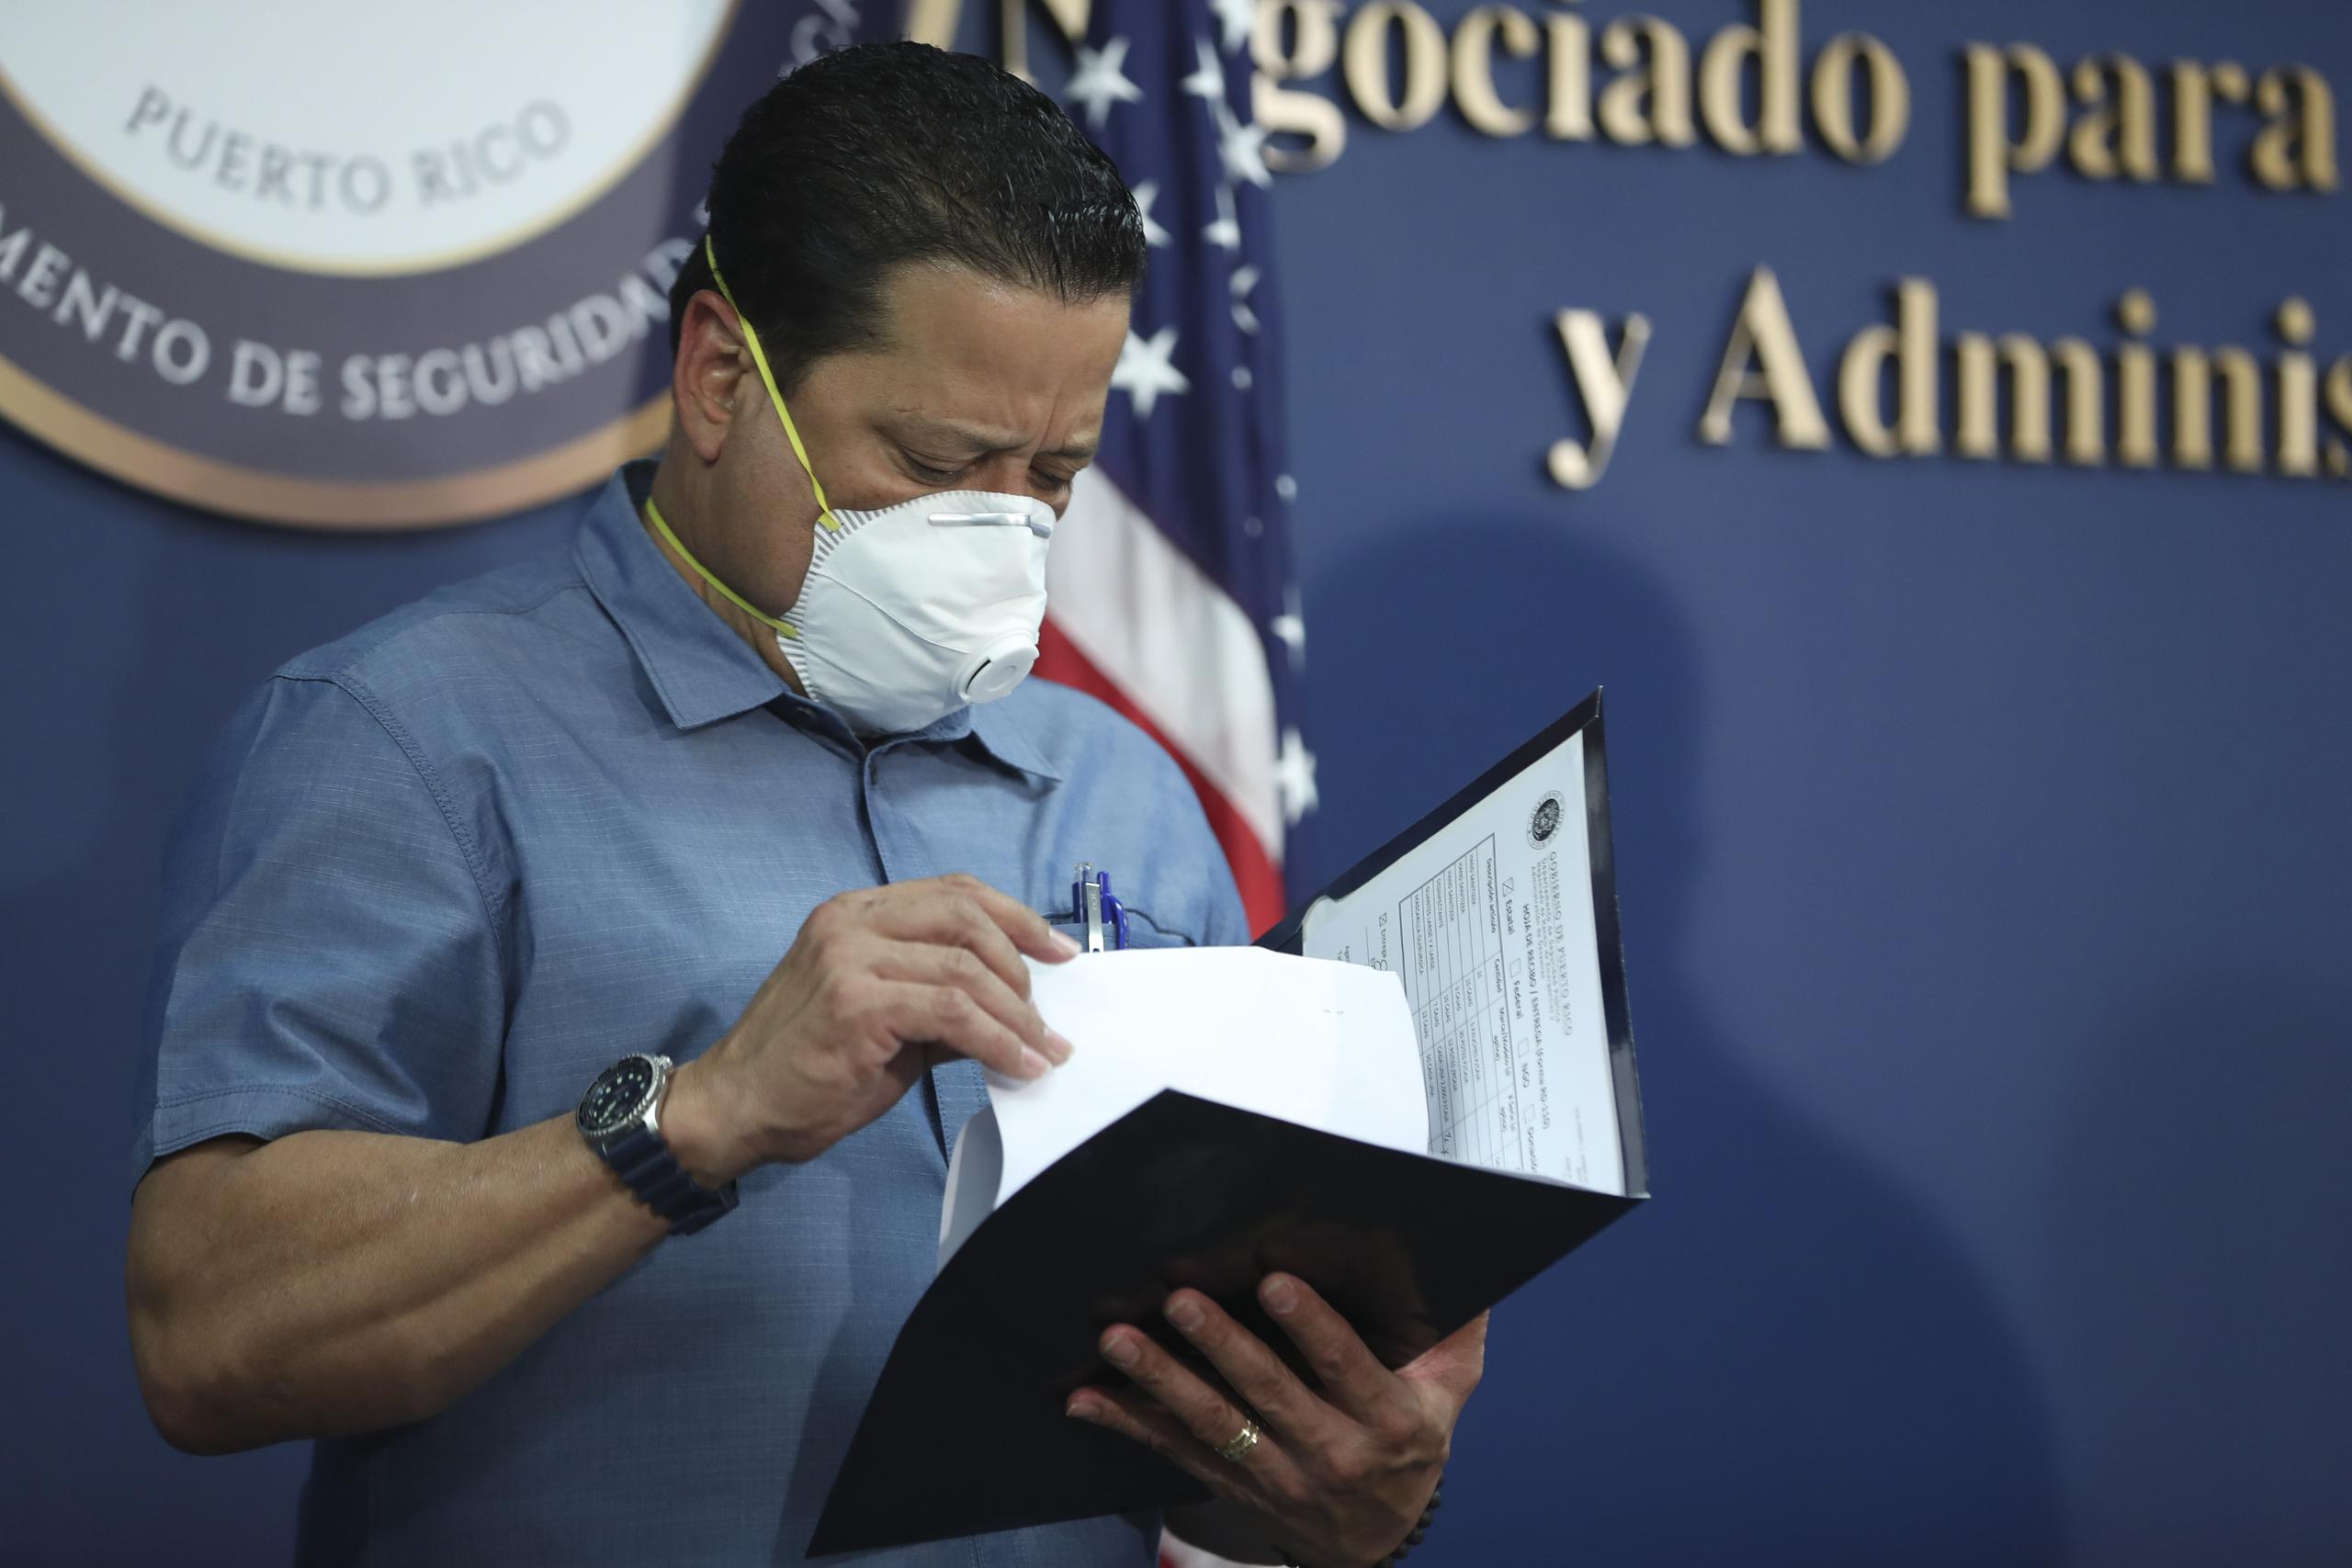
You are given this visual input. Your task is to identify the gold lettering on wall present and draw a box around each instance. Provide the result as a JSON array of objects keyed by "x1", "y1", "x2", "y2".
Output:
[
  {"x1": 1956, "y1": 334, "x2": 2053, "y2": 464},
  {"x1": 2069, "y1": 55, "x2": 2159, "y2": 182},
  {"x1": 1811, "y1": 32, "x2": 1910, "y2": 164},
  {"x1": 1963, "y1": 43, "x2": 2065, "y2": 220},
  {"x1": 1255, "y1": 0, "x2": 1349, "y2": 171},
  {"x1": 1962, "y1": 41, "x2": 2336, "y2": 218},
  {"x1": 1544, "y1": 6, "x2": 1595, "y2": 141},
  {"x1": 2249, "y1": 66, "x2": 2341, "y2": 192},
  {"x1": 1453, "y1": 5, "x2": 1543, "y2": 138},
  {"x1": 1604, "y1": 273, "x2": 2352, "y2": 491},
  {"x1": 1550, "y1": 309, "x2": 1653, "y2": 489},
  {"x1": 2048, "y1": 338, "x2": 2108, "y2": 468},
  {"x1": 2115, "y1": 290, "x2": 2160, "y2": 469},
  {"x1": 1249, "y1": 1, "x2": 1920, "y2": 169},
  {"x1": 904, "y1": 0, "x2": 1088, "y2": 80},
  {"x1": 1597, "y1": 17, "x2": 1697, "y2": 147},
  {"x1": 1342, "y1": 2, "x2": 1450, "y2": 132},
  {"x1": 1839, "y1": 279, "x2": 1939, "y2": 457},
  {"x1": 2277, "y1": 299, "x2": 2321, "y2": 478},
  {"x1": 1698, "y1": 266, "x2": 1831, "y2": 451},
  {"x1": 1697, "y1": 0, "x2": 1800, "y2": 156},
  {"x1": 2325, "y1": 361, "x2": 2352, "y2": 478}
]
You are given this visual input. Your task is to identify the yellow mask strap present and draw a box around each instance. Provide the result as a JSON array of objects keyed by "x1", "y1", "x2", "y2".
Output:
[
  {"x1": 642, "y1": 494, "x2": 800, "y2": 640},
  {"x1": 704, "y1": 233, "x2": 838, "y2": 532}
]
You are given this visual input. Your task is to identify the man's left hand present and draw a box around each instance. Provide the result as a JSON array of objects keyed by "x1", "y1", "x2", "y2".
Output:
[{"x1": 1067, "y1": 1273, "x2": 1486, "y2": 1567}]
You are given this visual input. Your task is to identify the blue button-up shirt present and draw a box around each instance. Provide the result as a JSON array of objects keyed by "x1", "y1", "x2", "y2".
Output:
[{"x1": 135, "y1": 461, "x2": 1250, "y2": 1565}]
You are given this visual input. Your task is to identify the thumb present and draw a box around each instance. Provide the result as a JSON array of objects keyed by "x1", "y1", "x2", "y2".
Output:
[{"x1": 1400, "y1": 1311, "x2": 1488, "y2": 1404}]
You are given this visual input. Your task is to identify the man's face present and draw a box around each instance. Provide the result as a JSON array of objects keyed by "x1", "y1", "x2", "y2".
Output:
[{"x1": 694, "y1": 263, "x2": 1131, "y2": 617}]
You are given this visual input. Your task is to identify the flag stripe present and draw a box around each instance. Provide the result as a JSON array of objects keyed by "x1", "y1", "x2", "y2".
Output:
[
  {"x1": 1035, "y1": 617, "x2": 1285, "y2": 936},
  {"x1": 1048, "y1": 466, "x2": 1283, "y2": 858}
]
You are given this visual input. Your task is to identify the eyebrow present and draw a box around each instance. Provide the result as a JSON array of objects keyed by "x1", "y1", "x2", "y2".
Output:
[{"x1": 888, "y1": 413, "x2": 1099, "y2": 464}]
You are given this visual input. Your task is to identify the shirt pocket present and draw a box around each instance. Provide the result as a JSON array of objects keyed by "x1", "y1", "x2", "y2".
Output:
[{"x1": 1044, "y1": 906, "x2": 1201, "y2": 951}]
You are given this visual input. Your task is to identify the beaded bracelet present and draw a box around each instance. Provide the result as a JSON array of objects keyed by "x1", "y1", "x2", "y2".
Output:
[{"x1": 1281, "y1": 1476, "x2": 1443, "y2": 1568}]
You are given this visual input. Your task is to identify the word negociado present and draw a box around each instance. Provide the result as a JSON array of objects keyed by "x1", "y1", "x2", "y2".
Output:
[{"x1": 1253, "y1": 0, "x2": 2340, "y2": 220}]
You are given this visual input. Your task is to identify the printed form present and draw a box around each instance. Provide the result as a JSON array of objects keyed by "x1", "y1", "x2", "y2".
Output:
[{"x1": 1300, "y1": 731, "x2": 1625, "y2": 1196}]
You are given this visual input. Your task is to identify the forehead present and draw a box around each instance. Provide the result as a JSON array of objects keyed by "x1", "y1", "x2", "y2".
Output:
[{"x1": 825, "y1": 263, "x2": 1129, "y2": 434}]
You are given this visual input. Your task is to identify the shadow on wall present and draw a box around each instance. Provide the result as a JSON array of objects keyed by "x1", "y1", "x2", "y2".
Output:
[{"x1": 1301, "y1": 514, "x2": 2064, "y2": 1565}]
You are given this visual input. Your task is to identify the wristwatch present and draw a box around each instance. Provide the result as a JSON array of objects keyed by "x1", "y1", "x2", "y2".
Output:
[{"x1": 577, "y1": 1054, "x2": 739, "y2": 1235}]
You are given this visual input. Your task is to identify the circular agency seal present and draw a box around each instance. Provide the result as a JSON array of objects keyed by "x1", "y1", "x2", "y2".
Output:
[
  {"x1": 1527, "y1": 790, "x2": 1566, "y2": 849},
  {"x1": 0, "y1": 0, "x2": 845, "y2": 530}
]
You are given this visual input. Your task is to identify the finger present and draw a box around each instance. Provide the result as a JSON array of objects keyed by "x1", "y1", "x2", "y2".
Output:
[
  {"x1": 936, "y1": 872, "x2": 1081, "y2": 964},
  {"x1": 869, "y1": 939, "x2": 1070, "y2": 1066},
  {"x1": 868, "y1": 885, "x2": 1044, "y2": 1001},
  {"x1": 1097, "y1": 1325, "x2": 1286, "y2": 1466},
  {"x1": 1072, "y1": 1379, "x2": 1311, "y2": 1509},
  {"x1": 1258, "y1": 1273, "x2": 1398, "y2": 1426},
  {"x1": 1159, "y1": 1290, "x2": 1336, "y2": 1452},
  {"x1": 871, "y1": 980, "x2": 1050, "y2": 1080},
  {"x1": 1064, "y1": 1386, "x2": 1272, "y2": 1509}
]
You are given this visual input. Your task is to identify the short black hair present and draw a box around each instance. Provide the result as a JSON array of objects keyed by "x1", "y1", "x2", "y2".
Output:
[{"x1": 667, "y1": 40, "x2": 1145, "y2": 392}]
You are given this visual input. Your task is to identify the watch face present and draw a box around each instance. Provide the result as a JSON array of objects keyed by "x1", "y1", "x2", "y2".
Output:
[{"x1": 580, "y1": 1056, "x2": 658, "y2": 1137}]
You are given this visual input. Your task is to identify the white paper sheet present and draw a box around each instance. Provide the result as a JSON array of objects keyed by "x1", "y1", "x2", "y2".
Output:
[
  {"x1": 938, "y1": 948, "x2": 1428, "y2": 1269},
  {"x1": 1301, "y1": 730, "x2": 1626, "y2": 1195}
]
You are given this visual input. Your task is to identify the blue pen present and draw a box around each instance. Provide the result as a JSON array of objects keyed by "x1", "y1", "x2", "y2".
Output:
[{"x1": 1070, "y1": 863, "x2": 1129, "y2": 952}]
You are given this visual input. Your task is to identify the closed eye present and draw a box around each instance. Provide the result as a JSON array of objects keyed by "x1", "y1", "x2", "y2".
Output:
[{"x1": 900, "y1": 449, "x2": 967, "y2": 485}]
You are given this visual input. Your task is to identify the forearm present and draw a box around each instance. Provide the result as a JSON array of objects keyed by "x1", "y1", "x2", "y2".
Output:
[{"x1": 128, "y1": 1106, "x2": 672, "y2": 1453}]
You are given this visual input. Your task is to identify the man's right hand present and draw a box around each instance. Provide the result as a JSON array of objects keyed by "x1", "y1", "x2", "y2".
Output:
[{"x1": 663, "y1": 874, "x2": 1080, "y2": 1182}]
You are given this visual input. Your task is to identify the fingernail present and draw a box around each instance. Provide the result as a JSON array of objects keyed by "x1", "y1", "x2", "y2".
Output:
[
  {"x1": 1044, "y1": 1029, "x2": 1075, "y2": 1064},
  {"x1": 1066, "y1": 1394, "x2": 1099, "y2": 1421},
  {"x1": 1165, "y1": 1295, "x2": 1204, "y2": 1333},
  {"x1": 1020, "y1": 1046, "x2": 1052, "y2": 1077},
  {"x1": 1102, "y1": 1332, "x2": 1140, "y2": 1369},
  {"x1": 1261, "y1": 1276, "x2": 1297, "y2": 1315},
  {"x1": 1051, "y1": 931, "x2": 1082, "y2": 957}
]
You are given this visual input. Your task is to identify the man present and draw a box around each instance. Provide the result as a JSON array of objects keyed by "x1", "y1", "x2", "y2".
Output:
[{"x1": 129, "y1": 42, "x2": 1479, "y2": 1566}]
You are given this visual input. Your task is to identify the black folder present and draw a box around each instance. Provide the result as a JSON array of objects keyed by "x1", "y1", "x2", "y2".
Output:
[{"x1": 810, "y1": 692, "x2": 1647, "y2": 1555}]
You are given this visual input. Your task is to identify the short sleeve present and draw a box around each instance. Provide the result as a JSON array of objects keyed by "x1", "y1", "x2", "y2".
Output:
[
  {"x1": 132, "y1": 673, "x2": 507, "y2": 1189},
  {"x1": 1195, "y1": 833, "x2": 1253, "y2": 947},
  {"x1": 1142, "y1": 742, "x2": 1254, "y2": 949}
]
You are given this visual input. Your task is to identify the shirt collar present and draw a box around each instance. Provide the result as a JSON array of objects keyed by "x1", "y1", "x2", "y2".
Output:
[
  {"x1": 958, "y1": 699, "x2": 1063, "y2": 783},
  {"x1": 576, "y1": 461, "x2": 789, "y2": 731},
  {"x1": 575, "y1": 462, "x2": 1062, "y2": 782}
]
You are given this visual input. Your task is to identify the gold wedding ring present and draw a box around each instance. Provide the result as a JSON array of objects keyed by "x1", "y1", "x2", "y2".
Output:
[{"x1": 1217, "y1": 1418, "x2": 1262, "y2": 1463}]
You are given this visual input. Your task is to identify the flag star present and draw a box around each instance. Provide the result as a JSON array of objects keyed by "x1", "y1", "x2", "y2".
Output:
[
  {"x1": 1182, "y1": 35, "x2": 1226, "y2": 101},
  {"x1": 1214, "y1": 101, "x2": 1272, "y2": 188},
  {"x1": 1203, "y1": 184, "x2": 1241, "y2": 252},
  {"x1": 1272, "y1": 586, "x2": 1306, "y2": 669},
  {"x1": 1230, "y1": 264, "x2": 1261, "y2": 334},
  {"x1": 1066, "y1": 36, "x2": 1144, "y2": 130},
  {"x1": 1130, "y1": 180, "x2": 1172, "y2": 248},
  {"x1": 1275, "y1": 727, "x2": 1320, "y2": 824},
  {"x1": 1211, "y1": 0, "x2": 1256, "y2": 54},
  {"x1": 1111, "y1": 325, "x2": 1190, "y2": 419},
  {"x1": 1275, "y1": 472, "x2": 1298, "y2": 502}
]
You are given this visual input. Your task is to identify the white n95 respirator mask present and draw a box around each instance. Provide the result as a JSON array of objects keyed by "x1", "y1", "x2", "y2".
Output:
[{"x1": 640, "y1": 235, "x2": 1054, "y2": 737}]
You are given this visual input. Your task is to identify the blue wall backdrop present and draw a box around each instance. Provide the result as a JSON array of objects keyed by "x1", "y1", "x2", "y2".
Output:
[{"x1": 6, "y1": 1, "x2": 2348, "y2": 1562}]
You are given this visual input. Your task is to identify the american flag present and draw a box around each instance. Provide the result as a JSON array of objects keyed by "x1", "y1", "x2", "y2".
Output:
[{"x1": 1030, "y1": 0, "x2": 1317, "y2": 936}]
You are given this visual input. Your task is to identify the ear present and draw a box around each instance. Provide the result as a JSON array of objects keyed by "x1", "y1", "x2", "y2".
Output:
[{"x1": 671, "y1": 290, "x2": 752, "y2": 465}]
